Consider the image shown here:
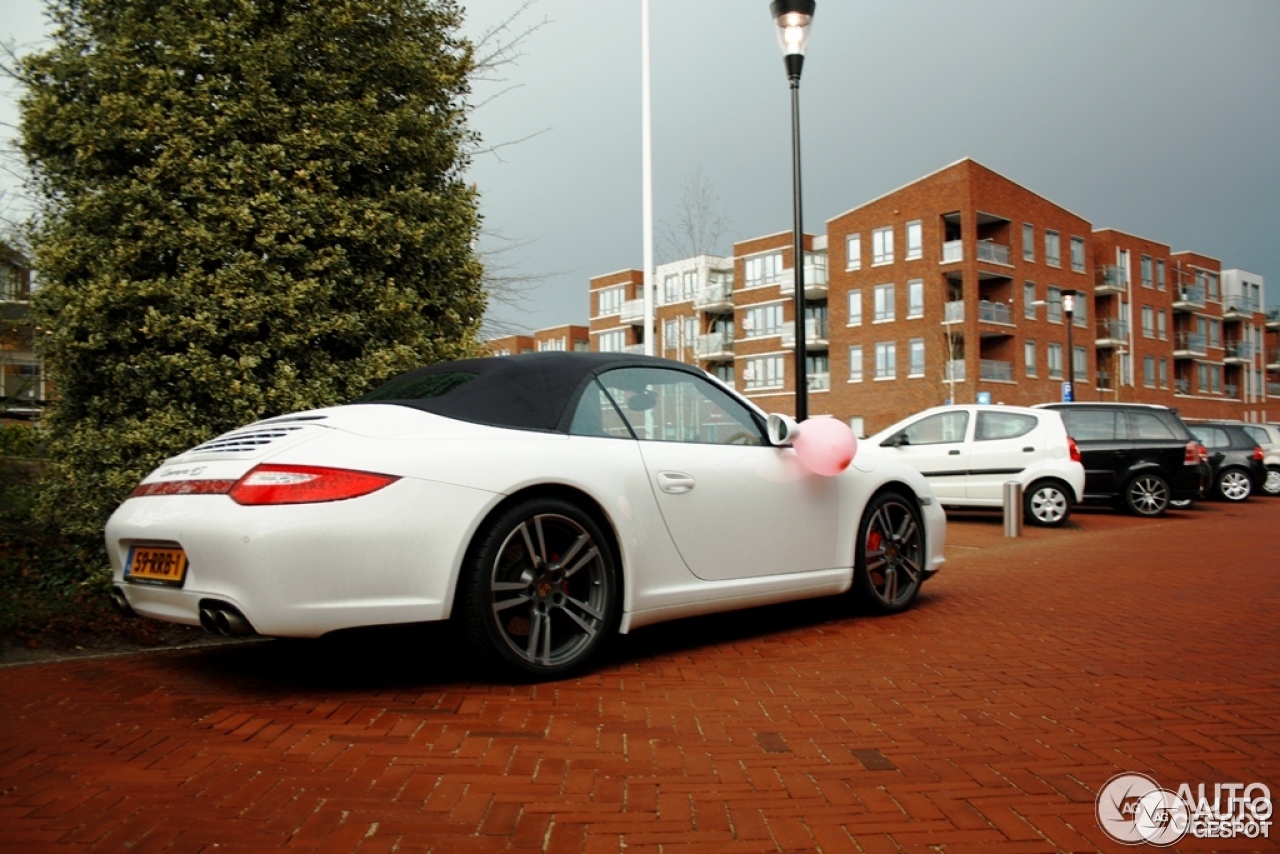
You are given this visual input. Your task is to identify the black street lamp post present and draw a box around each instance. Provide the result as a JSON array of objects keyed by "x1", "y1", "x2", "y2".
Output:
[
  {"x1": 1063, "y1": 290, "x2": 1076, "y2": 401},
  {"x1": 771, "y1": 0, "x2": 815, "y2": 421}
]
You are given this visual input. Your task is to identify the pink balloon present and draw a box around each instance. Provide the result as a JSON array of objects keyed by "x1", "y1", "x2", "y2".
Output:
[{"x1": 793, "y1": 417, "x2": 857, "y2": 476}]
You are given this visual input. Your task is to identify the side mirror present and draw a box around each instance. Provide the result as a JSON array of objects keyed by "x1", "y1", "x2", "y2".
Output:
[{"x1": 767, "y1": 413, "x2": 799, "y2": 446}]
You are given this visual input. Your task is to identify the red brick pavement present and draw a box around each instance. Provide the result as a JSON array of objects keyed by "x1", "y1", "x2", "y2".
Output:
[{"x1": 1, "y1": 500, "x2": 1278, "y2": 853}]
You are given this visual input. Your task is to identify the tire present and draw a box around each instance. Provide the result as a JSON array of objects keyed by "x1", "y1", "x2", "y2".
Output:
[
  {"x1": 1216, "y1": 469, "x2": 1252, "y2": 502},
  {"x1": 855, "y1": 491, "x2": 926, "y2": 613},
  {"x1": 459, "y1": 497, "x2": 620, "y2": 680},
  {"x1": 1262, "y1": 466, "x2": 1280, "y2": 497},
  {"x1": 1024, "y1": 479, "x2": 1072, "y2": 527},
  {"x1": 1124, "y1": 472, "x2": 1170, "y2": 517}
]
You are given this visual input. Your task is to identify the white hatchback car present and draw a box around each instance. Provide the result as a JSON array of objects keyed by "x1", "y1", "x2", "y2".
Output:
[
  {"x1": 1239, "y1": 423, "x2": 1280, "y2": 497},
  {"x1": 868, "y1": 405, "x2": 1086, "y2": 526}
]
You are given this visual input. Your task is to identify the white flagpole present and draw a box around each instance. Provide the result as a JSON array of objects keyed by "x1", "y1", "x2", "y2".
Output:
[{"x1": 641, "y1": 0, "x2": 655, "y2": 356}]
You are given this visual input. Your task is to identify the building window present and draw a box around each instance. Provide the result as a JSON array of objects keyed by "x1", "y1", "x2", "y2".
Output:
[
  {"x1": 1207, "y1": 272, "x2": 1220, "y2": 301},
  {"x1": 1073, "y1": 297, "x2": 1087, "y2": 328},
  {"x1": 907, "y1": 279, "x2": 924, "y2": 318},
  {"x1": 662, "y1": 274, "x2": 680, "y2": 304},
  {"x1": 849, "y1": 416, "x2": 865, "y2": 438},
  {"x1": 1156, "y1": 259, "x2": 1166, "y2": 291},
  {"x1": 596, "y1": 330, "x2": 626, "y2": 352},
  {"x1": 807, "y1": 354, "x2": 829, "y2": 388},
  {"x1": 1208, "y1": 318, "x2": 1220, "y2": 348},
  {"x1": 538, "y1": 337, "x2": 566, "y2": 352},
  {"x1": 872, "y1": 227, "x2": 894, "y2": 265},
  {"x1": 743, "y1": 355, "x2": 784, "y2": 390},
  {"x1": 1074, "y1": 346, "x2": 1088, "y2": 381},
  {"x1": 596, "y1": 286, "x2": 624, "y2": 316},
  {"x1": 874, "y1": 342, "x2": 896, "y2": 379},
  {"x1": 682, "y1": 270, "x2": 697, "y2": 300},
  {"x1": 1070, "y1": 236, "x2": 1085, "y2": 273},
  {"x1": 744, "y1": 252, "x2": 783, "y2": 289},
  {"x1": 1157, "y1": 308, "x2": 1166, "y2": 339},
  {"x1": 845, "y1": 233, "x2": 861, "y2": 270},
  {"x1": 1045, "y1": 230, "x2": 1061, "y2": 268},
  {"x1": 1024, "y1": 281, "x2": 1037, "y2": 319},
  {"x1": 905, "y1": 221, "x2": 923, "y2": 261},
  {"x1": 908, "y1": 338, "x2": 925, "y2": 377},
  {"x1": 1144, "y1": 355, "x2": 1155, "y2": 387},
  {"x1": 1025, "y1": 340, "x2": 1037, "y2": 377},
  {"x1": 848, "y1": 345, "x2": 863, "y2": 382},
  {"x1": 873, "y1": 283, "x2": 895, "y2": 322},
  {"x1": 1159, "y1": 358, "x2": 1168, "y2": 388},
  {"x1": 1140, "y1": 255, "x2": 1153, "y2": 288},
  {"x1": 1047, "y1": 343, "x2": 1063, "y2": 379},
  {"x1": 1047, "y1": 286, "x2": 1062, "y2": 322},
  {"x1": 847, "y1": 289, "x2": 862, "y2": 326},
  {"x1": 712, "y1": 364, "x2": 734, "y2": 386},
  {"x1": 1142, "y1": 305, "x2": 1154, "y2": 337},
  {"x1": 1023, "y1": 223, "x2": 1035, "y2": 261},
  {"x1": 743, "y1": 303, "x2": 785, "y2": 338}
]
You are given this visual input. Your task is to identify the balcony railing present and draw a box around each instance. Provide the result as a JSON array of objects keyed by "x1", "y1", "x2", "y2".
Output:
[
  {"x1": 621, "y1": 343, "x2": 645, "y2": 355},
  {"x1": 979, "y1": 359, "x2": 1013, "y2": 382},
  {"x1": 1224, "y1": 383, "x2": 1239, "y2": 399},
  {"x1": 1223, "y1": 340, "x2": 1254, "y2": 362},
  {"x1": 1096, "y1": 318, "x2": 1129, "y2": 342},
  {"x1": 694, "y1": 331, "x2": 734, "y2": 359},
  {"x1": 780, "y1": 318, "x2": 830, "y2": 349},
  {"x1": 1222, "y1": 297, "x2": 1257, "y2": 318},
  {"x1": 1095, "y1": 265, "x2": 1129, "y2": 294},
  {"x1": 807, "y1": 372, "x2": 830, "y2": 392},
  {"x1": 942, "y1": 240, "x2": 963, "y2": 263},
  {"x1": 694, "y1": 282, "x2": 734, "y2": 311},
  {"x1": 945, "y1": 359, "x2": 966, "y2": 382},
  {"x1": 978, "y1": 301, "x2": 1012, "y2": 324},
  {"x1": 943, "y1": 300, "x2": 964, "y2": 323},
  {"x1": 1268, "y1": 309, "x2": 1280, "y2": 329},
  {"x1": 1174, "y1": 332, "x2": 1206, "y2": 354},
  {"x1": 1096, "y1": 371, "x2": 1113, "y2": 390},
  {"x1": 1173, "y1": 287, "x2": 1206, "y2": 310},
  {"x1": 1269, "y1": 381, "x2": 1280, "y2": 397},
  {"x1": 1269, "y1": 348, "x2": 1280, "y2": 368},
  {"x1": 778, "y1": 261, "x2": 829, "y2": 297},
  {"x1": 976, "y1": 241, "x2": 1011, "y2": 265},
  {"x1": 620, "y1": 299, "x2": 646, "y2": 325},
  {"x1": 1175, "y1": 379, "x2": 1191, "y2": 395}
]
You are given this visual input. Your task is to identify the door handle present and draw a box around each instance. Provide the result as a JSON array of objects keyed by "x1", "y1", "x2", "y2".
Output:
[
  {"x1": 948, "y1": 450, "x2": 961, "y2": 456},
  {"x1": 657, "y1": 471, "x2": 696, "y2": 495},
  {"x1": 1022, "y1": 446, "x2": 1035, "y2": 453}
]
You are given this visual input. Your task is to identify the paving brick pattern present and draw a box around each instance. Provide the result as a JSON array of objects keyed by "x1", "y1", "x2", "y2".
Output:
[{"x1": 2, "y1": 501, "x2": 1278, "y2": 852}]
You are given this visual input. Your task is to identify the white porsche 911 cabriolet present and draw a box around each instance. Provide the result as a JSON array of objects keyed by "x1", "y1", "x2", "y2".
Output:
[{"x1": 107, "y1": 353, "x2": 945, "y2": 679}]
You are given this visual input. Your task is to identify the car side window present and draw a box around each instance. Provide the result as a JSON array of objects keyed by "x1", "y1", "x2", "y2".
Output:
[
  {"x1": 1189, "y1": 426, "x2": 1228, "y2": 449},
  {"x1": 1242, "y1": 425, "x2": 1269, "y2": 446},
  {"x1": 591, "y1": 367, "x2": 766, "y2": 445},
  {"x1": 1129, "y1": 412, "x2": 1177, "y2": 441},
  {"x1": 1061, "y1": 410, "x2": 1119, "y2": 441},
  {"x1": 898, "y1": 411, "x2": 969, "y2": 445},
  {"x1": 568, "y1": 382, "x2": 637, "y2": 439},
  {"x1": 975, "y1": 412, "x2": 1037, "y2": 441}
]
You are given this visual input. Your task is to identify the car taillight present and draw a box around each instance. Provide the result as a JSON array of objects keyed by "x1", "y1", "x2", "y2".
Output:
[
  {"x1": 1184, "y1": 440, "x2": 1202, "y2": 465},
  {"x1": 228, "y1": 464, "x2": 399, "y2": 505},
  {"x1": 1253, "y1": 445, "x2": 1265, "y2": 462},
  {"x1": 1068, "y1": 436, "x2": 1081, "y2": 463},
  {"x1": 1197, "y1": 443, "x2": 1208, "y2": 462}
]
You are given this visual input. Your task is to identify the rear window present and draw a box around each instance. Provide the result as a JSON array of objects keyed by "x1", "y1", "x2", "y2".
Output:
[
  {"x1": 1060, "y1": 409, "x2": 1120, "y2": 441},
  {"x1": 1189, "y1": 425, "x2": 1230, "y2": 449},
  {"x1": 1129, "y1": 411, "x2": 1178, "y2": 441},
  {"x1": 355, "y1": 371, "x2": 478, "y2": 402}
]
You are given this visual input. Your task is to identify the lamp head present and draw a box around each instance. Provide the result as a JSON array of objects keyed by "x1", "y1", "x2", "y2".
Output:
[{"x1": 770, "y1": 0, "x2": 815, "y2": 80}]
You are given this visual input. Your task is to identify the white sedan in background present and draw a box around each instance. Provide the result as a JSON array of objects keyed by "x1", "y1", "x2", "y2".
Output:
[
  {"x1": 106, "y1": 353, "x2": 946, "y2": 680},
  {"x1": 868, "y1": 404, "x2": 1085, "y2": 527}
]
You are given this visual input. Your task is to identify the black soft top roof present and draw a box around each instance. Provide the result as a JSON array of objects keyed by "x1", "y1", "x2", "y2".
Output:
[{"x1": 354, "y1": 351, "x2": 708, "y2": 433}]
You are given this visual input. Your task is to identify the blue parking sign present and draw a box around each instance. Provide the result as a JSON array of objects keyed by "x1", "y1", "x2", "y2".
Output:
[{"x1": 1062, "y1": 381, "x2": 1073, "y2": 402}]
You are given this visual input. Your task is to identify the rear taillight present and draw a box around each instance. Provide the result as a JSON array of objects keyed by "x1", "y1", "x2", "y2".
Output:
[
  {"x1": 1197, "y1": 443, "x2": 1209, "y2": 462},
  {"x1": 229, "y1": 464, "x2": 399, "y2": 505},
  {"x1": 1253, "y1": 445, "x2": 1265, "y2": 462},
  {"x1": 1068, "y1": 436, "x2": 1081, "y2": 464},
  {"x1": 1184, "y1": 440, "x2": 1201, "y2": 465}
]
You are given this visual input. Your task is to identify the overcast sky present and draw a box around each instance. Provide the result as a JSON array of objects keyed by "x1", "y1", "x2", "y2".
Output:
[{"x1": 5, "y1": 1, "x2": 1279, "y2": 334}]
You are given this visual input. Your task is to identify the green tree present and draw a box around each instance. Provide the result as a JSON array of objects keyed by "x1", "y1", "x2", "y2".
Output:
[{"x1": 18, "y1": 0, "x2": 486, "y2": 564}]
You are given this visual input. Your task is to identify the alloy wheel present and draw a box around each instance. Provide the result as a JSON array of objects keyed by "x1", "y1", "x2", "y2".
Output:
[
  {"x1": 859, "y1": 493, "x2": 925, "y2": 611},
  {"x1": 1127, "y1": 475, "x2": 1169, "y2": 516},
  {"x1": 1217, "y1": 470, "x2": 1252, "y2": 502}
]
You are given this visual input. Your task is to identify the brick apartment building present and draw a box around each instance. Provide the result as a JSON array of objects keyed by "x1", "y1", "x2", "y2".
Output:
[
  {"x1": 0, "y1": 243, "x2": 45, "y2": 421},
  {"x1": 577, "y1": 159, "x2": 1274, "y2": 435},
  {"x1": 484, "y1": 324, "x2": 591, "y2": 357}
]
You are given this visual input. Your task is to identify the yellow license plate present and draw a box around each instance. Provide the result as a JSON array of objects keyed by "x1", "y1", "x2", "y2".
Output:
[{"x1": 125, "y1": 545, "x2": 188, "y2": 586}]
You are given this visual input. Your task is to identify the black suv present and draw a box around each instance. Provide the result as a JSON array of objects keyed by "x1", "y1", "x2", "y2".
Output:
[
  {"x1": 1184, "y1": 421, "x2": 1266, "y2": 502},
  {"x1": 1037, "y1": 403, "x2": 1202, "y2": 516}
]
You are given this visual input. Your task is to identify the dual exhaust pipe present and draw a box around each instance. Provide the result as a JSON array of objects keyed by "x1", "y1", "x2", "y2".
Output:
[{"x1": 108, "y1": 586, "x2": 256, "y2": 637}]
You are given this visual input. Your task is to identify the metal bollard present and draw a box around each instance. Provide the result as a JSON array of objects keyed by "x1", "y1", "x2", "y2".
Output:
[{"x1": 1003, "y1": 480, "x2": 1023, "y2": 538}]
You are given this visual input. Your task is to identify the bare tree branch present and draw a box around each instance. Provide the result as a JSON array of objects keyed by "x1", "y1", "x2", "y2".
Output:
[{"x1": 656, "y1": 167, "x2": 732, "y2": 264}]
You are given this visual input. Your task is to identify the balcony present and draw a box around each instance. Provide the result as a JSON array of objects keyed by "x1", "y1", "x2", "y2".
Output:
[
  {"x1": 1096, "y1": 371, "x2": 1113, "y2": 391},
  {"x1": 1222, "y1": 297, "x2": 1257, "y2": 320},
  {"x1": 1175, "y1": 378, "x2": 1191, "y2": 395},
  {"x1": 780, "y1": 318, "x2": 830, "y2": 350},
  {"x1": 1173, "y1": 332, "x2": 1206, "y2": 358},
  {"x1": 778, "y1": 262, "x2": 829, "y2": 299},
  {"x1": 1223, "y1": 340, "x2": 1254, "y2": 364},
  {"x1": 621, "y1": 343, "x2": 645, "y2": 355},
  {"x1": 941, "y1": 240, "x2": 963, "y2": 263},
  {"x1": 1095, "y1": 318, "x2": 1129, "y2": 347},
  {"x1": 620, "y1": 299, "x2": 646, "y2": 325},
  {"x1": 1269, "y1": 381, "x2": 1280, "y2": 398},
  {"x1": 1224, "y1": 383, "x2": 1239, "y2": 399},
  {"x1": 808, "y1": 372, "x2": 830, "y2": 392},
  {"x1": 979, "y1": 359, "x2": 1013, "y2": 382},
  {"x1": 694, "y1": 281, "x2": 734, "y2": 312},
  {"x1": 976, "y1": 241, "x2": 1011, "y2": 265},
  {"x1": 978, "y1": 300, "x2": 1012, "y2": 324},
  {"x1": 1095, "y1": 265, "x2": 1129, "y2": 295},
  {"x1": 694, "y1": 331, "x2": 734, "y2": 360},
  {"x1": 943, "y1": 300, "x2": 964, "y2": 324},
  {"x1": 1172, "y1": 287, "x2": 1206, "y2": 312},
  {"x1": 1267, "y1": 348, "x2": 1280, "y2": 371},
  {"x1": 1267, "y1": 309, "x2": 1280, "y2": 330},
  {"x1": 945, "y1": 359, "x2": 966, "y2": 382}
]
